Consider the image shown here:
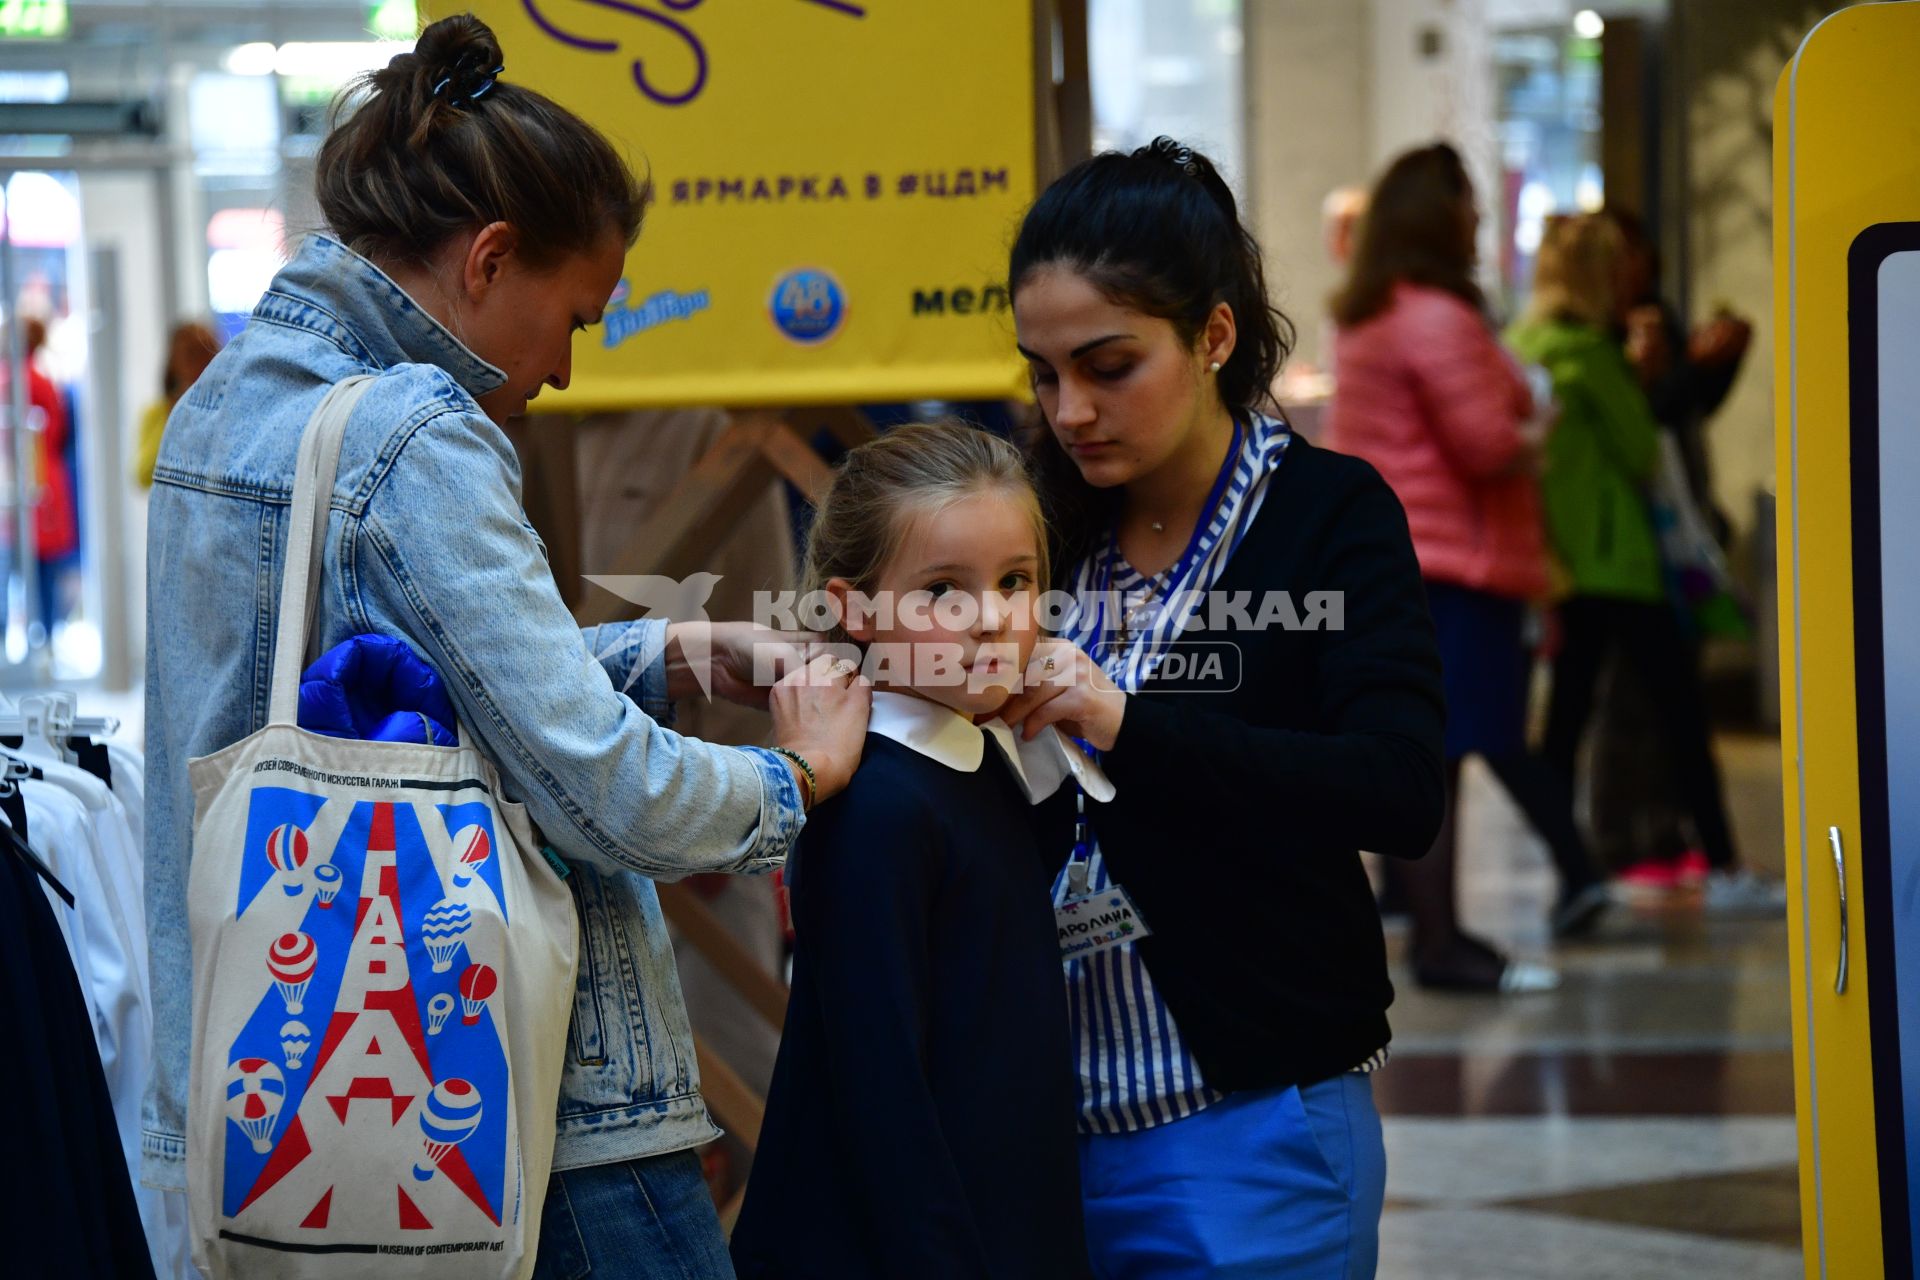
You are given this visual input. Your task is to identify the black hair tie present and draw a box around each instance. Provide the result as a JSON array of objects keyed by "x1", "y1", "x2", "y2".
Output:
[
  {"x1": 1143, "y1": 136, "x2": 1200, "y2": 177},
  {"x1": 432, "y1": 51, "x2": 504, "y2": 104}
]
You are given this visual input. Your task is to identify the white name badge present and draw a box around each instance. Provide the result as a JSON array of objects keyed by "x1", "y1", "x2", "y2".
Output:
[{"x1": 1056, "y1": 885, "x2": 1151, "y2": 960}]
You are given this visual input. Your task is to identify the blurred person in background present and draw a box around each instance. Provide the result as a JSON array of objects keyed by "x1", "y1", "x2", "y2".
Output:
[
  {"x1": 1583, "y1": 208, "x2": 1757, "y2": 888},
  {"x1": 1607, "y1": 206, "x2": 1751, "y2": 543},
  {"x1": 1323, "y1": 184, "x2": 1368, "y2": 270},
  {"x1": 1284, "y1": 182, "x2": 1371, "y2": 408},
  {"x1": 1327, "y1": 143, "x2": 1606, "y2": 996},
  {"x1": 2, "y1": 316, "x2": 79, "y2": 640},
  {"x1": 1276, "y1": 185, "x2": 1372, "y2": 425},
  {"x1": 1506, "y1": 213, "x2": 1781, "y2": 914},
  {"x1": 134, "y1": 321, "x2": 221, "y2": 489}
]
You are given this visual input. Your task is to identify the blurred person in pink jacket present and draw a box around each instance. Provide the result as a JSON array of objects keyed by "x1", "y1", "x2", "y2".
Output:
[{"x1": 1328, "y1": 143, "x2": 1608, "y2": 994}]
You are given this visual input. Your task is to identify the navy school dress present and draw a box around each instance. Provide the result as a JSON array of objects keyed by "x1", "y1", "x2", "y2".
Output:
[{"x1": 730, "y1": 696, "x2": 1093, "y2": 1279}]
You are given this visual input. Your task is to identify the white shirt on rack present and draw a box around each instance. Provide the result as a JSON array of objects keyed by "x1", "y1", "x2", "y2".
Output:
[
  {"x1": 106, "y1": 740, "x2": 145, "y2": 848},
  {"x1": 21, "y1": 751, "x2": 166, "y2": 1275}
]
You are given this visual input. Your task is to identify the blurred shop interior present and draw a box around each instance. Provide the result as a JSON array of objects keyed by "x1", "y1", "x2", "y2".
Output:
[
  {"x1": 0, "y1": 2, "x2": 1861, "y2": 1275},
  {"x1": 0, "y1": 0, "x2": 1824, "y2": 709}
]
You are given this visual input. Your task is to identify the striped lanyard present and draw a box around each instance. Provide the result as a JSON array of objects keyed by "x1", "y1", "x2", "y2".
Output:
[
  {"x1": 1066, "y1": 418, "x2": 1243, "y2": 896},
  {"x1": 1066, "y1": 785, "x2": 1094, "y2": 897}
]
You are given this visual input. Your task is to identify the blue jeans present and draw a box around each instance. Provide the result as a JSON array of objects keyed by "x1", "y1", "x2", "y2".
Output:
[
  {"x1": 1079, "y1": 1073, "x2": 1386, "y2": 1279},
  {"x1": 533, "y1": 1151, "x2": 735, "y2": 1280}
]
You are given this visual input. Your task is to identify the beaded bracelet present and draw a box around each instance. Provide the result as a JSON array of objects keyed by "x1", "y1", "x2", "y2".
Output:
[{"x1": 769, "y1": 747, "x2": 818, "y2": 811}]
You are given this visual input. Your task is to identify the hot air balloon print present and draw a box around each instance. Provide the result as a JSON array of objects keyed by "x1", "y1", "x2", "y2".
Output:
[
  {"x1": 266, "y1": 931, "x2": 317, "y2": 1014},
  {"x1": 458, "y1": 963, "x2": 498, "y2": 1025},
  {"x1": 279, "y1": 1020, "x2": 311, "y2": 1070},
  {"x1": 413, "y1": 1078, "x2": 483, "y2": 1182},
  {"x1": 264, "y1": 823, "x2": 310, "y2": 896},
  {"x1": 450, "y1": 825, "x2": 491, "y2": 888},
  {"x1": 420, "y1": 899, "x2": 472, "y2": 974},
  {"x1": 312, "y1": 861, "x2": 342, "y2": 908},
  {"x1": 426, "y1": 992, "x2": 455, "y2": 1036},
  {"x1": 225, "y1": 1058, "x2": 286, "y2": 1154}
]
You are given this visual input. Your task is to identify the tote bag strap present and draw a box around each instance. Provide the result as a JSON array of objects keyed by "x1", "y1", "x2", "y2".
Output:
[{"x1": 266, "y1": 375, "x2": 378, "y2": 727}]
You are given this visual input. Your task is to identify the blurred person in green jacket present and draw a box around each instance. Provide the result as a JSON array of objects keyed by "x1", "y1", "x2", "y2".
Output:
[{"x1": 1507, "y1": 213, "x2": 1782, "y2": 913}]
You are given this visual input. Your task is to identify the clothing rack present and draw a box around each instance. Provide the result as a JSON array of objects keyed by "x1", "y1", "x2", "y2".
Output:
[
  {"x1": 0, "y1": 690, "x2": 120, "y2": 765},
  {"x1": 0, "y1": 692, "x2": 119, "y2": 903}
]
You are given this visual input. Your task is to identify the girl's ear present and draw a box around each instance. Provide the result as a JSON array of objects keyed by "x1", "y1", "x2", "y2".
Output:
[{"x1": 825, "y1": 577, "x2": 875, "y2": 642}]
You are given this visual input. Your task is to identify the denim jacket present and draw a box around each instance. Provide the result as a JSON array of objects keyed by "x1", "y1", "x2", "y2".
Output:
[{"x1": 143, "y1": 234, "x2": 805, "y2": 1187}]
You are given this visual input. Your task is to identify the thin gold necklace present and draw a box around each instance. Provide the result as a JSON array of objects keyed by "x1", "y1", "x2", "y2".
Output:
[{"x1": 1113, "y1": 417, "x2": 1243, "y2": 643}]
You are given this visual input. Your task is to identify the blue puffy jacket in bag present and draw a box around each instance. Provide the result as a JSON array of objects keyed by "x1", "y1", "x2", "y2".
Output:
[{"x1": 299, "y1": 633, "x2": 457, "y2": 746}]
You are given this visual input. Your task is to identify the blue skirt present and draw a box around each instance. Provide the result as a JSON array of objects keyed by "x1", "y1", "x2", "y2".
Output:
[
  {"x1": 1426, "y1": 579, "x2": 1528, "y2": 761},
  {"x1": 1078, "y1": 1074, "x2": 1386, "y2": 1279}
]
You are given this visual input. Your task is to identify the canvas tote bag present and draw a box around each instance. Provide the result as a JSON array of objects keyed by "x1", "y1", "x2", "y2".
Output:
[{"x1": 184, "y1": 376, "x2": 578, "y2": 1278}]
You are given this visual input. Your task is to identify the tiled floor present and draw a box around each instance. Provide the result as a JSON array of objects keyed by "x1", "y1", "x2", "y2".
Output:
[{"x1": 1373, "y1": 732, "x2": 1802, "y2": 1277}]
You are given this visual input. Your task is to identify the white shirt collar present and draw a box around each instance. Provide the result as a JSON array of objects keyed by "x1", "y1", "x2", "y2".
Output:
[{"x1": 866, "y1": 690, "x2": 1116, "y2": 805}]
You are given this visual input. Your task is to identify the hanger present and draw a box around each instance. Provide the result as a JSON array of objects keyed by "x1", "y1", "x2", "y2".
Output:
[{"x1": 0, "y1": 692, "x2": 120, "y2": 767}]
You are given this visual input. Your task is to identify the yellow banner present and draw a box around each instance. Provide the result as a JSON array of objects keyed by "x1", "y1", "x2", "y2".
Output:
[{"x1": 427, "y1": 1, "x2": 1036, "y2": 409}]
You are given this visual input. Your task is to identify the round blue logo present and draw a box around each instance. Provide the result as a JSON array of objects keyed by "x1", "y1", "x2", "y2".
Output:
[{"x1": 769, "y1": 268, "x2": 845, "y2": 344}]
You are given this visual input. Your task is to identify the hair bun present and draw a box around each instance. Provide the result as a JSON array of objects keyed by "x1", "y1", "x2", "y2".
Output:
[
  {"x1": 1140, "y1": 136, "x2": 1199, "y2": 176},
  {"x1": 316, "y1": 10, "x2": 645, "y2": 272},
  {"x1": 1135, "y1": 135, "x2": 1239, "y2": 223},
  {"x1": 414, "y1": 14, "x2": 504, "y2": 102}
]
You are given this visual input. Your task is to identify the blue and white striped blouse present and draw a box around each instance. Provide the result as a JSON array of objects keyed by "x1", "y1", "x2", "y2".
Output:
[{"x1": 1052, "y1": 413, "x2": 1384, "y2": 1135}]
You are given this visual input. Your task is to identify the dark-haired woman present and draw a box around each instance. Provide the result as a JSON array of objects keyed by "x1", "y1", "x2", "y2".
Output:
[
  {"x1": 1327, "y1": 143, "x2": 1606, "y2": 994},
  {"x1": 143, "y1": 16, "x2": 868, "y2": 1277},
  {"x1": 998, "y1": 137, "x2": 1445, "y2": 1278}
]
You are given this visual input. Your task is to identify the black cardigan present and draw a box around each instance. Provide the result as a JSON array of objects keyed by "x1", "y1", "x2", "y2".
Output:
[
  {"x1": 733, "y1": 736, "x2": 1090, "y2": 1280},
  {"x1": 1043, "y1": 435, "x2": 1447, "y2": 1094}
]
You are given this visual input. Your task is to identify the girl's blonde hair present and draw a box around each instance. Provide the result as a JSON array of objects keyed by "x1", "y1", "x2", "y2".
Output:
[
  {"x1": 1525, "y1": 212, "x2": 1626, "y2": 329},
  {"x1": 802, "y1": 420, "x2": 1048, "y2": 647}
]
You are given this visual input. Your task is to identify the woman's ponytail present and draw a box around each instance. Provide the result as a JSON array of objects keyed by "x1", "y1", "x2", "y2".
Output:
[{"x1": 314, "y1": 13, "x2": 647, "y2": 270}]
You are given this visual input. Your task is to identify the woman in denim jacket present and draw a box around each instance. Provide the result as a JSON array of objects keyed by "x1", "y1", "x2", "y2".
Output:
[{"x1": 143, "y1": 16, "x2": 869, "y2": 1276}]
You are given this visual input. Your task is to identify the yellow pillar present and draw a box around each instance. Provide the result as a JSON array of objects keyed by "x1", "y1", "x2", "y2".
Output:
[{"x1": 1776, "y1": 4, "x2": 1920, "y2": 1274}]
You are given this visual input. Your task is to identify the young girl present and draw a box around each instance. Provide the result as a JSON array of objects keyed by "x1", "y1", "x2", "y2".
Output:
[{"x1": 729, "y1": 422, "x2": 1098, "y2": 1280}]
